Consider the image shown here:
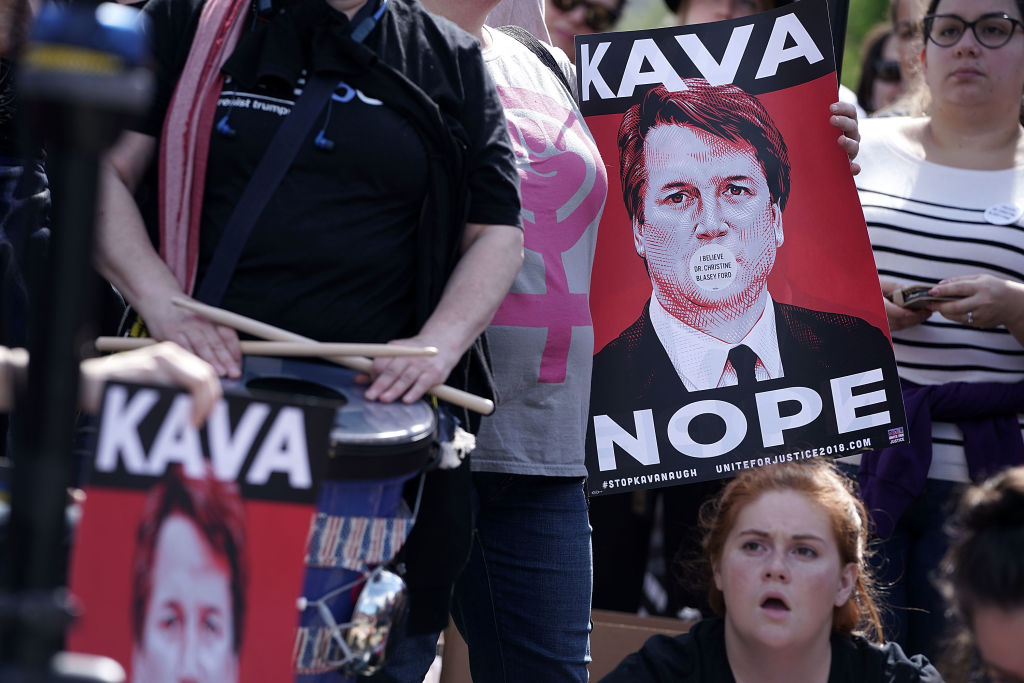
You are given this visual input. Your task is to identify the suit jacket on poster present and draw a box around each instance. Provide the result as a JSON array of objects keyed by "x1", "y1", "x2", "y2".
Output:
[{"x1": 591, "y1": 299, "x2": 894, "y2": 417}]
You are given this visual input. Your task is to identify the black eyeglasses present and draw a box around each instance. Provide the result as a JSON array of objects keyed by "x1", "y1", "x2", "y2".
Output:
[
  {"x1": 874, "y1": 59, "x2": 902, "y2": 83},
  {"x1": 550, "y1": 0, "x2": 621, "y2": 33},
  {"x1": 923, "y1": 12, "x2": 1024, "y2": 49}
]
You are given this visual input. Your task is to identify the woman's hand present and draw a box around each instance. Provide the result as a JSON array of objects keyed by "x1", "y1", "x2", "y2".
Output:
[
  {"x1": 137, "y1": 295, "x2": 242, "y2": 379},
  {"x1": 830, "y1": 101, "x2": 861, "y2": 176},
  {"x1": 356, "y1": 221, "x2": 522, "y2": 405},
  {"x1": 80, "y1": 341, "x2": 222, "y2": 425},
  {"x1": 359, "y1": 333, "x2": 461, "y2": 405},
  {"x1": 927, "y1": 275, "x2": 1024, "y2": 340},
  {"x1": 880, "y1": 278, "x2": 931, "y2": 331}
]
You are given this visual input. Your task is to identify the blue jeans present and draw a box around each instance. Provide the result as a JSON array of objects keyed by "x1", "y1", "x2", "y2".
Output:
[
  {"x1": 372, "y1": 473, "x2": 592, "y2": 682},
  {"x1": 452, "y1": 473, "x2": 592, "y2": 682}
]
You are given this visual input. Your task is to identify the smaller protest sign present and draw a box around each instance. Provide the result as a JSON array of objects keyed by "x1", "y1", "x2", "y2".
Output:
[{"x1": 68, "y1": 382, "x2": 336, "y2": 682}]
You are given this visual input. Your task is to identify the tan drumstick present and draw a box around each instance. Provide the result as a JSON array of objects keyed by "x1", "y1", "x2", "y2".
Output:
[
  {"x1": 169, "y1": 297, "x2": 495, "y2": 415},
  {"x1": 96, "y1": 337, "x2": 439, "y2": 358}
]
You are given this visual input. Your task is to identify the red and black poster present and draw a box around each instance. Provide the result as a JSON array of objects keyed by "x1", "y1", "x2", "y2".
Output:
[
  {"x1": 67, "y1": 382, "x2": 335, "y2": 682},
  {"x1": 580, "y1": 0, "x2": 907, "y2": 496}
]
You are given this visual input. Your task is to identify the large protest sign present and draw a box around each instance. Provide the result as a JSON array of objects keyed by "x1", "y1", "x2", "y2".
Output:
[
  {"x1": 581, "y1": 0, "x2": 907, "y2": 496},
  {"x1": 67, "y1": 382, "x2": 335, "y2": 682}
]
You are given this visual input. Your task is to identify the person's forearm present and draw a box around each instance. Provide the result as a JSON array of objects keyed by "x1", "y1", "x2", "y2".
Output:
[
  {"x1": 95, "y1": 134, "x2": 243, "y2": 376},
  {"x1": 95, "y1": 159, "x2": 185, "y2": 321},
  {"x1": 361, "y1": 222, "x2": 523, "y2": 404},
  {"x1": 79, "y1": 342, "x2": 222, "y2": 422},
  {"x1": 418, "y1": 223, "x2": 524, "y2": 356},
  {"x1": 0, "y1": 344, "x2": 221, "y2": 423}
]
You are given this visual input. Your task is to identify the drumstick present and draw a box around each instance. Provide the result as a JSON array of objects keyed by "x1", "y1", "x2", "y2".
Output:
[
  {"x1": 169, "y1": 297, "x2": 496, "y2": 415},
  {"x1": 95, "y1": 337, "x2": 439, "y2": 358}
]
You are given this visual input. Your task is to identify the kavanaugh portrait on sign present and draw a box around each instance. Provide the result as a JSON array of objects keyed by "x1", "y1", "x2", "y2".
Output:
[{"x1": 580, "y1": 0, "x2": 907, "y2": 495}]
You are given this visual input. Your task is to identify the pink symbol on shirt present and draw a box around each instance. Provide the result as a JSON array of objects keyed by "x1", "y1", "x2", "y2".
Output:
[{"x1": 489, "y1": 86, "x2": 608, "y2": 383}]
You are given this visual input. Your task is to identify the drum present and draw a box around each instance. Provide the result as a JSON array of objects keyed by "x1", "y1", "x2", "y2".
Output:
[{"x1": 232, "y1": 356, "x2": 437, "y2": 681}]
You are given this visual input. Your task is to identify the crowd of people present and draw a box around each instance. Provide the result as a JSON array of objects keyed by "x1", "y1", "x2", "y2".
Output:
[{"x1": 1, "y1": 0, "x2": 1022, "y2": 680}]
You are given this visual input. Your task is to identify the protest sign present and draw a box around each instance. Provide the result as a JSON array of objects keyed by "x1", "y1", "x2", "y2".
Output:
[
  {"x1": 581, "y1": 0, "x2": 907, "y2": 496},
  {"x1": 67, "y1": 382, "x2": 335, "y2": 681}
]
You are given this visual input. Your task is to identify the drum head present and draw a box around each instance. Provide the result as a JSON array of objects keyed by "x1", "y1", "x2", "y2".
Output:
[{"x1": 231, "y1": 356, "x2": 437, "y2": 480}]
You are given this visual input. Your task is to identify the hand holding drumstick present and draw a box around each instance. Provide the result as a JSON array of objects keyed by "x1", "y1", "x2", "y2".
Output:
[{"x1": 164, "y1": 298, "x2": 494, "y2": 415}]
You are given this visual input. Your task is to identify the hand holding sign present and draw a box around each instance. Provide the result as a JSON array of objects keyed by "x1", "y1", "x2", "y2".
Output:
[
  {"x1": 0, "y1": 342, "x2": 221, "y2": 425},
  {"x1": 80, "y1": 342, "x2": 222, "y2": 425}
]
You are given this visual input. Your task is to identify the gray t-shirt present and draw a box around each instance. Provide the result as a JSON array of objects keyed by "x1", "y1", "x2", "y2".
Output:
[{"x1": 473, "y1": 29, "x2": 607, "y2": 476}]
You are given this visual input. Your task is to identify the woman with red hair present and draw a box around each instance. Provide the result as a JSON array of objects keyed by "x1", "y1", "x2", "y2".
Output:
[{"x1": 603, "y1": 461, "x2": 942, "y2": 682}]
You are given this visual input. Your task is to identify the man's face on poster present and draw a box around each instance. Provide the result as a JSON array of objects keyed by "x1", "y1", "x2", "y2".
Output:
[
  {"x1": 634, "y1": 124, "x2": 784, "y2": 318},
  {"x1": 132, "y1": 513, "x2": 238, "y2": 683}
]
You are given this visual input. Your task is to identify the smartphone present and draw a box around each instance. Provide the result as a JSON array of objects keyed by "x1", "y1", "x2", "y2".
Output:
[{"x1": 885, "y1": 284, "x2": 965, "y2": 310}]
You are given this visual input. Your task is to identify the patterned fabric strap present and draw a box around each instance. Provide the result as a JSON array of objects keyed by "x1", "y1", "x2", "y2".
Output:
[
  {"x1": 159, "y1": 0, "x2": 249, "y2": 294},
  {"x1": 304, "y1": 513, "x2": 411, "y2": 572},
  {"x1": 293, "y1": 626, "x2": 345, "y2": 675}
]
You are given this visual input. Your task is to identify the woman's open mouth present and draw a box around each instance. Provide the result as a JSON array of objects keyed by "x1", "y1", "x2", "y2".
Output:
[{"x1": 760, "y1": 596, "x2": 790, "y2": 613}]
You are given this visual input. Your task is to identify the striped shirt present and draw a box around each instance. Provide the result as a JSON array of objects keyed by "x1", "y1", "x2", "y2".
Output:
[{"x1": 855, "y1": 117, "x2": 1024, "y2": 482}]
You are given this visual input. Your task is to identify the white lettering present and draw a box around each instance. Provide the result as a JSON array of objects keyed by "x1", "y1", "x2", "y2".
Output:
[
  {"x1": 580, "y1": 42, "x2": 614, "y2": 101},
  {"x1": 94, "y1": 385, "x2": 159, "y2": 473},
  {"x1": 666, "y1": 400, "x2": 745, "y2": 458},
  {"x1": 616, "y1": 39, "x2": 688, "y2": 99},
  {"x1": 674, "y1": 24, "x2": 754, "y2": 86},
  {"x1": 755, "y1": 14, "x2": 825, "y2": 79},
  {"x1": 146, "y1": 395, "x2": 205, "y2": 477},
  {"x1": 594, "y1": 411, "x2": 660, "y2": 470},
  {"x1": 831, "y1": 369, "x2": 891, "y2": 433},
  {"x1": 247, "y1": 407, "x2": 312, "y2": 488},
  {"x1": 206, "y1": 401, "x2": 271, "y2": 481},
  {"x1": 755, "y1": 386, "x2": 823, "y2": 447}
]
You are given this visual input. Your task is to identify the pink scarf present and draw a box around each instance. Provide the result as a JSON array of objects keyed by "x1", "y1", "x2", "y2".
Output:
[{"x1": 158, "y1": 0, "x2": 249, "y2": 294}]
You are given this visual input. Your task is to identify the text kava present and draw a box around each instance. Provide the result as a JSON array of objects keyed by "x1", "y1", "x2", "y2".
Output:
[
  {"x1": 94, "y1": 386, "x2": 313, "y2": 488},
  {"x1": 580, "y1": 14, "x2": 824, "y2": 101},
  {"x1": 594, "y1": 369, "x2": 891, "y2": 471}
]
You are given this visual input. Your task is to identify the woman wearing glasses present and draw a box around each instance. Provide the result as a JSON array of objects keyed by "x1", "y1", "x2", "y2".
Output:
[
  {"x1": 849, "y1": 0, "x2": 1024, "y2": 664},
  {"x1": 544, "y1": 0, "x2": 624, "y2": 62}
]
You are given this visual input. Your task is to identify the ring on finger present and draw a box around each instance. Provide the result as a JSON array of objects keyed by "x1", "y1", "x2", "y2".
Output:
[{"x1": 967, "y1": 311, "x2": 974, "y2": 325}]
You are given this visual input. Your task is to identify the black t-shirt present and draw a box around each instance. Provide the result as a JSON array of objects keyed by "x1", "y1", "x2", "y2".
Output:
[
  {"x1": 137, "y1": 0, "x2": 520, "y2": 343},
  {"x1": 601, "y1": 617, "x2": 945, "y2": 683}
]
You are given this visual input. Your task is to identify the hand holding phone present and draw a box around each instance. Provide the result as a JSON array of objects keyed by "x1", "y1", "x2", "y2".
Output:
[{"x1": 884, "y1": 284, "x2": 966, "y2": 310}]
